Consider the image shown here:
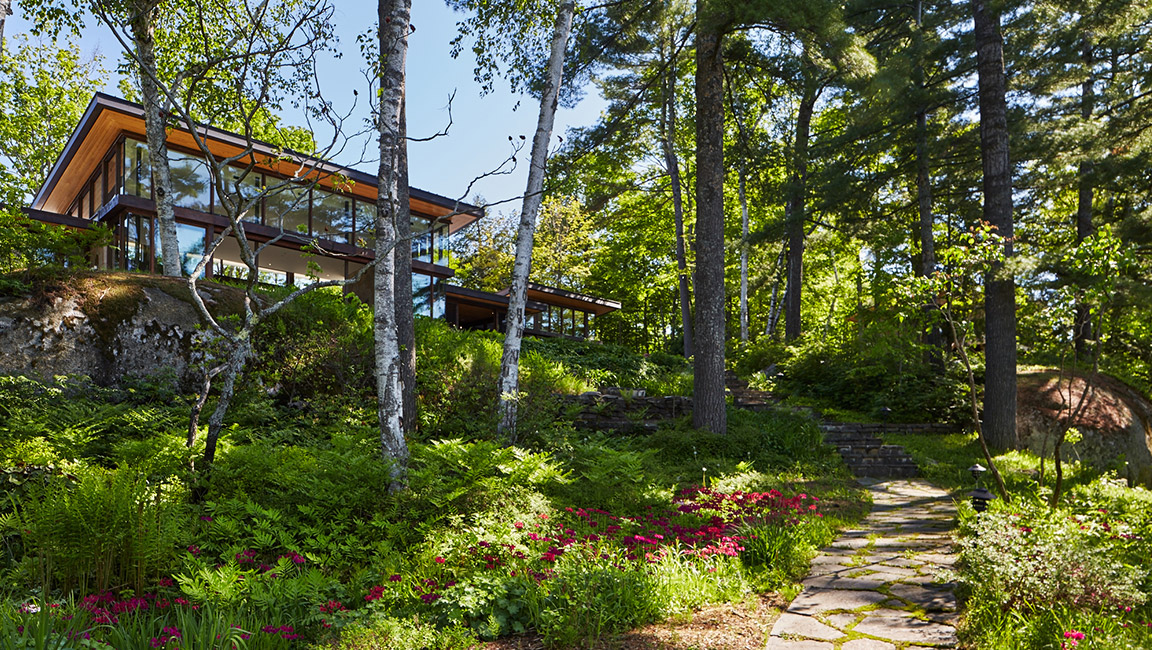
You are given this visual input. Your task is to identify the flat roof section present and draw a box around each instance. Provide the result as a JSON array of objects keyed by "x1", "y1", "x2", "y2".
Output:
[
  {"x1": 497, "y1": 282, "x2": 621, "y2": 316},
  {"x1": 32, "y1": 93, "x2": 483, "y2": 232}
]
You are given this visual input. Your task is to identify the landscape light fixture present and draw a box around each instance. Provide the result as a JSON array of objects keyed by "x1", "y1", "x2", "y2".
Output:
[{"x1": 967, "y1": 463, "x2": 995, "y2": 513}]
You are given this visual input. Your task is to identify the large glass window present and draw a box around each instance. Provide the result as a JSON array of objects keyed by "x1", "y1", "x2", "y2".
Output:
[
  {"x1": 265, "y1": 184, "x2": 310, "y2": 235},
  {"x1": 155, "y1": 223, "x2": 206, "y2": 278},
  {"x1": 312, "y1": 189, "x2": 353, "y2": 244},
  {"x1": 433, "y1": 223, "x2": 450, "y2": 265},
  {"x1": 124, "y1": 138, "x2": 151, "y2": 198},
  {"x1": 412, "y1": 217, "x2": 433, "y2": 263},
  {"x1": 220, "y1": 167, "x2": 263, "y2": 222},
  {"x1": 431, "y1": 279, "x2": 445, "y2": 318},
  {"x1": 355, "y1": 201, "x2": 375, "y2": 249},
  {"x1": 169, "y1": 152, "x2": 212, "y2": 213},
  {"x1": 122, "y1": 213, "x2": 151, "y2": 271},
  {"x1": 412, "y1": 273, "x2": 432, "y2": 317}
]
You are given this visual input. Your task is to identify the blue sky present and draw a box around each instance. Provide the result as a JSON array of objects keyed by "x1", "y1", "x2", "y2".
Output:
[{"x1": 8, "y1": 0, "x2": 608, "y2": 209}]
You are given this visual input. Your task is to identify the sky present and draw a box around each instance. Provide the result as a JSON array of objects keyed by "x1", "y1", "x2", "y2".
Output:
[{"x1": 7, "y1": 0, "x2": 609, "y2": 211}]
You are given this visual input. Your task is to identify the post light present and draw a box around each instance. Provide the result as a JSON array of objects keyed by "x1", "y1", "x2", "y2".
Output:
[
  {"x1": 967, "y1": 463, "x2": 995, "y2": 513},
  {"x1": 878, "y1": 406, "x2": 892, "y2": 423}
]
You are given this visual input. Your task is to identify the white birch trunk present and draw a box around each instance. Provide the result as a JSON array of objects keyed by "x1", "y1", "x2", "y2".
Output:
[
  {"x1": 0, "y1": 0, "x2": 12, "y2": 53},
  {"x1": 375, "y1": 0, "x2": 412, "y2": 489},
  {"x1": 497, "y1": 0, "x2": 576, "y2": 441},
  {"x1": 131, "y1": 3, "x2": 182, "y2": 277}
]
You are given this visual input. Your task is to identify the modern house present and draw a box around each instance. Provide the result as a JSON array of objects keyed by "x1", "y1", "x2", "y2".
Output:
[{"x1": 25, "y1": 93, "x2": 618, "y2": 339}]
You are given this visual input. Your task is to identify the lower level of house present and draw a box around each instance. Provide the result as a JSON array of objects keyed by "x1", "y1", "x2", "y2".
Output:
[{"x1": 32, "y1": 205, "x2": 620, "y2": 340}]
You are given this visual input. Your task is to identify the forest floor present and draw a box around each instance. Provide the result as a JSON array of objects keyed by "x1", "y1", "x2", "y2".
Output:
[{"x1": 483, "y1": 592, "x2": 786, "y2": 650}]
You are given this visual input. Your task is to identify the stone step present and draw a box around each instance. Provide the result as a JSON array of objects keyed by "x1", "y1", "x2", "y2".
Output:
[{"x1": 821, "y1": 420, "x2": 923, "y2": 479}]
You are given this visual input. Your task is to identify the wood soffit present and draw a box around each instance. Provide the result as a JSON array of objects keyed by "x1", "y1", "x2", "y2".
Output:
[{"x1": 33, "y1": 94, "x2": 482, "y2": 232}]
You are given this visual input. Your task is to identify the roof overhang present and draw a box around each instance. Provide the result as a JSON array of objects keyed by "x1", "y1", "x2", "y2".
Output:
[
  {"x1": 497, "y1": 282, "x2": 621, "y2": 316},
  {"x1": 32, "y1": 93, "x2": 483, "y2": 231}
]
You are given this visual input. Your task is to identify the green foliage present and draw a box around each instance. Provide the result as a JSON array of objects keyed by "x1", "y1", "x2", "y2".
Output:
[
  {"x1": 532, "y1": 550, "x2": 663, "y2": 648},
  {"x1": 252, "y1": 289, "x2": 374, "y2": 402},
  {"x1": 1, "y1": 467, "x2": 187, "y2": 594},
  {"x1": 749, "y1": 323, "x2": 967, "y2": 423},
  {"x1": 954, "y1": 475, "x2": 1152, "y2": 649},
  {"x1": 0, "y1": 34, "x2": 105, "y2": 205},
  {"x1": 739, "y1": 516, "x2": 834, "y2": 592},
  {"x1": 322, "y1": 615, "x2": 477, "y2": 650}
]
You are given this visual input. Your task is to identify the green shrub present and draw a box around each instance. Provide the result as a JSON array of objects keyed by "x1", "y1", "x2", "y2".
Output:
[
  {"x1": 253, "y1": 288, "x2": 375, "y2": 402},
  {"x1": 322, "y1": 615, "x2": 477, "y2": 650},
  {"x1": 956, "y1": 504, "x2": 1146, "y2": 614},
  {"x1": 532, "y1": 549, "x2": 662, "y2": 648},
  {"x1": 1, "y1": 467, "x2": 187, "y2": 593}
]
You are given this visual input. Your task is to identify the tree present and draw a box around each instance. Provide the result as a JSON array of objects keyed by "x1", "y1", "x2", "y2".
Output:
[
  {"x1": 972, "y1": 0, "x2": 1017, "y2": 450},
  {"x1": 447, "y1": 0, "x2": 578, "y2": 440},
  {"x1": 0, "y1": 0, "x2": 11, "y2": 53},
  {"x1": 693, "y1": 0, "x2": 726, "y2": 434},
  {"x1": 375, "y1": 0, "x2": 413, "y2": 489},
  {"x1": 0, "y1": 34, "x2": 109, "y2": 275},
  {"x1": 0, "y1": 34, "x2": 105, "y2": 206}
]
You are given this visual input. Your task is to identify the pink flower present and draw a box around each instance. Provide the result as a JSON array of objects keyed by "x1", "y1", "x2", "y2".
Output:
[
  {"x1": 434, "y1": 556, "x2": 446, "y2": 564},
  {"x1": 514, "y1": 521, "x2": 525, "y2": 529}
]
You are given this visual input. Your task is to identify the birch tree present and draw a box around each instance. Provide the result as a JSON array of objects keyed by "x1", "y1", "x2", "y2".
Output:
[
  {"x1": 498, "y1": 0, "x2": 575, "y2": 440},
  {"x1": 375, "y1": 0, "x2": 412, "y2": 489},
  {"x1": 448, "y1": 0, "x2": 578, "y2": 440},
  {"x1": 0, "y1": 0, "x2": 12, "y2": 52}
]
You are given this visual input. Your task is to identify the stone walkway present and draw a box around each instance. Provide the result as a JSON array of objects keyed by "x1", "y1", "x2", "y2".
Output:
[{"x1": 767, "y1": 479, "x2": 960, "y2": 649}]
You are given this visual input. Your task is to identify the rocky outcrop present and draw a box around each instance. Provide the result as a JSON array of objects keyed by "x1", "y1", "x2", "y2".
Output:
[
  {"x1": 0, "y1": 274, "x2": 235, "y2": 389},
  {"x1": 1017, "y1": 371, "x2": 1152, "y2": 488}
]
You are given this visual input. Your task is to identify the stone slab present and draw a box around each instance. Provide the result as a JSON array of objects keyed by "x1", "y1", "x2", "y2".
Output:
[
  {"x1": 787, "y1": 589, "x2": 891, "y2": 615},
  {"x1": 823, "y1": 613, "x2": 859, "y2": 630},
  {"x1": 765, "y1": 638, "x2": 834, "y2": 649},
  {"x1": 770, "y1": 613, "x2": 845, "y2": 641},
  {"x1": 853, "y1": 616, "x2": 958, "y2": 646},
  {"x1": 841, "y1": 639, "x2": 897, "y2": 650},
  {"x1": 802, "y1": 575, "x2": 888, "y2": 590},
  {"x1": 888, "y1": 584, "x2": 959, "y2": 612}
]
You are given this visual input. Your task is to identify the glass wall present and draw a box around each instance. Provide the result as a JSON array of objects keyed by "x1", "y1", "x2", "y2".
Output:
[
  {"x1": 412, "y1": 217, "x2": 433, "y2": 263},
  {"x1": 265, "y1": 185, "x2": 310, "y2": 235},
  {"x1": 355, "y1": 201, "x2": 375, "y2": 249},
  {"x1": 120, "y1": 213, "x2": 151, "y2": 271},
  {"x1": 221, "y1": 167, "x2": 263, "y2": 222},
  {"x1": 169, "y1": 152, "x2": 212, "y2": 213},
  {"x1": 105, "y1": 138, "x2": 459, "y2": 264},
  {"x1": 412, "y1": 273, "x2": 433, "y2": 317},
  {"x1": 124, "y1": 138, "x2": 152, "y2": 198},
  {"x1": 313, "y1": 190, "x2": 353, "y2": 244}
]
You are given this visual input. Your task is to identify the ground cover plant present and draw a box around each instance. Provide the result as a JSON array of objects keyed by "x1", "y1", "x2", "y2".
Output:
[
  {"x1": 0, "y1": 319, "x2": 865, "y2": 649},
  {"x1": 888, "y1": 430, "x2": 1152, "y2": 649}
]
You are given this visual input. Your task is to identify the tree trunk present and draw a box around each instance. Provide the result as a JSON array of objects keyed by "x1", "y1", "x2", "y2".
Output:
[
  {"x1": 0, "y1": 0, "x2": 12, "y2": 54},
  {"x1": 739, "y1": 170, "x2": 750, "y2": 342},
  {"x1": 660, "y1": 35, "x2": 693, "y2": 359},
  {"x1": 496, "y1": 0, "x2": 575, "y2": 441},
  {"x1": 130, "y1": 2, "x2": 181, "y2": 277},
  {"x1": 913, "y1": 0, "x2": 942, "y2": 362},
  {"x1": 394, "y1": 99, "x2": 417, "y2": 434},
  {"x1": 784, "y1": 80, "x2": 817, "y2": 341},
  {"x1": 692, "y1": 9, "x2": 726, "y2": 435},
  {"x1": 376, "y1": 0, "x2": 412, "y2": 490},
  {"x1": 201, "y1": 337, "x2": 252, "y2": 468},
  {"x1": 1074, "y1": 38, "x2": 1095, "y2": 361},
  {"x1": 972, "y1": 0, "x2": 1017, "y2": 451}
]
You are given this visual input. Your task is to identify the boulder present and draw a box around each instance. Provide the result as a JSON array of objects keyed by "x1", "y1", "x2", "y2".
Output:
[{"x1": 1017, "y1": 371, "x2": 1152, "y2": 488}]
